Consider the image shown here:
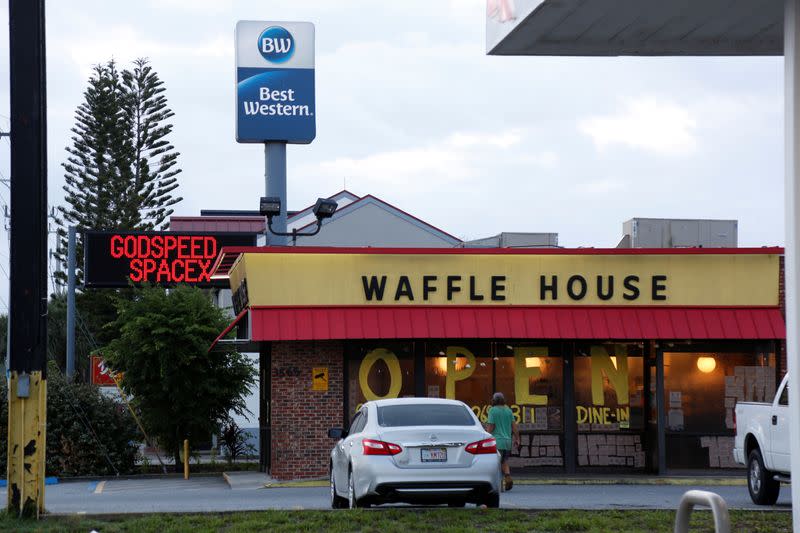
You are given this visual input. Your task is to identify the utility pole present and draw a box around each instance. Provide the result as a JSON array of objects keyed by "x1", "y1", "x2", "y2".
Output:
[
  {"x1": 7, "y1": 0, "x2": 48, "y2": 519},
  {"x1": 66, "y1": 227, "x2": 76, "y2": 380}
]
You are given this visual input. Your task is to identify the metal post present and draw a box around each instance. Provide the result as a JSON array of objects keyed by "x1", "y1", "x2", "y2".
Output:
[
  {"x1": 656, "y1": 349, "x2": 666, "y2": 473},
  {"x1": 784, "y1": 0, "x2": 800, "y2": 525},
  {"x1": 7, "y1": 0, "x2": 48, "y2": 518},
  {"x1": 66, "y1": 227, "x2": 76, "y2": 380},
  {"x1": 259, "y1": 344, "x2": 271, "y2": 474},
  {"x1": 183, "y1": 439, "x2": 189, "y2": 480},
  {"x1": 265, "y1": 142, "x2": 287, "y2": 246},
  {"x1": 673, "y1": 490, "x2": 730, "y2": 533}
]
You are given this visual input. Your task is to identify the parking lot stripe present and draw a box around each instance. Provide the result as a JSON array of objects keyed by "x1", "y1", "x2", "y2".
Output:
[{"x1": 94, "y1": 481, "x2": 106, "y2": 494}]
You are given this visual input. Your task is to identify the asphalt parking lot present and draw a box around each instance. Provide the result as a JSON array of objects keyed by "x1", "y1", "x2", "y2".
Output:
[{"x1": 35, "y1": 476, "x2": 792, "y2": 515}]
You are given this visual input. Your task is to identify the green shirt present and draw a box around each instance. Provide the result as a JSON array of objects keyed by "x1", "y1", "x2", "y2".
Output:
[{"x1": 487, "y1": 405, "x2": 514, "y2": 451}]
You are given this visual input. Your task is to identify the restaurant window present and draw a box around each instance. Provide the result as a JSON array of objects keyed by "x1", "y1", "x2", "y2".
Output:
[
  {"x1": 347, "y1": 342, "x2": 415, "y2": 419},
  {"x1": 574, "y1": 343, "x2": 646, "y2": 469},
  {"x1": 423, "y1": 341, "x2": 565, "y2": 469},
  {"x1": 663, "y1": 343, "x2": 776, "y2": 469},
  {"x1": 574, "y1": 343, "x2": 645, "y2": 432},
  {"x1": 495, "y1": 344, "x2": 564, "y2": 432},
  {"x1": 423, "y1": 342, "x2": 492, "y2": 418}
]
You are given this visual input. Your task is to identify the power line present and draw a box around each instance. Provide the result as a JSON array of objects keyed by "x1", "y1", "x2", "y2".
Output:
[{"x1": 46, "y1": 355, "x2": 120, "y2": 476}]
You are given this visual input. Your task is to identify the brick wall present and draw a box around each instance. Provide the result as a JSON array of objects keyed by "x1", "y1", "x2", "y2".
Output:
[{"x1": 270, "y1": 340, "x2": 343, "y2": 480}]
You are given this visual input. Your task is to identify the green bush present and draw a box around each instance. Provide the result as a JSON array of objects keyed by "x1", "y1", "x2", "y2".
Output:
[{"x1": 0, "y1": 362, "x2": 140, "y2": 477}]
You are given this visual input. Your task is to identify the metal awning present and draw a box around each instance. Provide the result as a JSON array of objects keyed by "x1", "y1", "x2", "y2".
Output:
[
  {"x1": 487, "y1": 0, "x2": 784, "y2": 56},
  {"x1": 227, "y1": 306, "x2": 785, "y2": 342}
]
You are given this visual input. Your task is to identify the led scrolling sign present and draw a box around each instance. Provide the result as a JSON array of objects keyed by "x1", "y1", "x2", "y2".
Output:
[{"x1": 83, "y1": 231, "x2": 256, "y2": 288}]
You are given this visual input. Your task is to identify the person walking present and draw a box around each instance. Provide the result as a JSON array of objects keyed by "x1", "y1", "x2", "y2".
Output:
[{"x1": 486, "y1": 392, "x2": 520, "y2": 491}]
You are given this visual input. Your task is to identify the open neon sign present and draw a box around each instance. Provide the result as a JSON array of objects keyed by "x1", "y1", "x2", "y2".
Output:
[{"x1": 84, "y1": 231, "x2": 257, "y2": 288}]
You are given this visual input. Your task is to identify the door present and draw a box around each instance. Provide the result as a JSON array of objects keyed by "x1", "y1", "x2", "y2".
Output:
[
  {"x1": 335, "y1": 409, "x2": 366, "y2": 491},
  {"x1": 769, "y1": 378, "x2": 790, "y2": 472}
]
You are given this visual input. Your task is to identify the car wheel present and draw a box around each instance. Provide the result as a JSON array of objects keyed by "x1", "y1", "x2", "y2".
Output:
[
  {"x1": 483, "y1": 493, "x2": 500, "y2": 508},
  {"x1": 348, "y1": 469, "x2": 364, "y2": 509},
  {"x1": 330, "y1": 467, "x2": 347, "y2": 509},
  {"x1": 748, "y1": 448, "x2": 780, "y2": 505}
]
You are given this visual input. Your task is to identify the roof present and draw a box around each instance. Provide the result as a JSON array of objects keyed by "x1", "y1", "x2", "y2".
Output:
[
  {"x1": 292, "y1": 194, "x2": 462, "y2": 245},
  {"x1": 168, "y1": 191, "x2": 462, "y2": 247},
  {"x1": 169, "y1": 216, "x2": 265, "y2": 233},
  {"x1": 216, "y1": 306, "x2": 785, "y2": 344},
  {"x1": 487, "y1": 0, "x2": 784, "y2": 56}
]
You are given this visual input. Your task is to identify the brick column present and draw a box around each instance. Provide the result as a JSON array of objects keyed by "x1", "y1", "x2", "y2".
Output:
[{"x1": 270, "y1": 340, "x2": 344, "y2": 480}]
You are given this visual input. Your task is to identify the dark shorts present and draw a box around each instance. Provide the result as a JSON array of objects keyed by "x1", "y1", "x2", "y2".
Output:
[{"x1": 499, "y1": 449, "x2": 511, "y2": 462}]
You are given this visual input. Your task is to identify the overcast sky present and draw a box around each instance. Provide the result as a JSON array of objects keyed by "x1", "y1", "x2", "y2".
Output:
[{"x1": 0, "y1": 0, "x2": 787, "y2": 308}]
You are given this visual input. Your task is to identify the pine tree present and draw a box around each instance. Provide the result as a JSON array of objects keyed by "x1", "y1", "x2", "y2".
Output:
[
  {"x1": 54, "y1": 58, "x2": 182, "y2": 284},
  {"x1": 120, "y1": 58, "x2": 182, "y2": 230}
]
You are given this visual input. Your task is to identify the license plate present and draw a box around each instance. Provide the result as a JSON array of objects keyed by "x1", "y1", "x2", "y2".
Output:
[{"x1": 421, "y1": 447, "x2": 447, "y2": 462}]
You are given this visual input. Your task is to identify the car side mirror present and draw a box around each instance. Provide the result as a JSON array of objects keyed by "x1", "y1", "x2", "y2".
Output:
[{"x1": 328, "y1": 427, "x2": 346, "y2": 439}]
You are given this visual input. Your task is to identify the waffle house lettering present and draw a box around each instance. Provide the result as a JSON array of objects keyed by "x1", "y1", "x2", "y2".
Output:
[
  {"x1": 360, "y1": 275, "x2": 506, "y2": 302},
  {"x1": 538, "y1": 274, "x2": 668, "y2": 301},
  {"x1": 360, "y1": 274, "x2": 667, "y2": 303}
]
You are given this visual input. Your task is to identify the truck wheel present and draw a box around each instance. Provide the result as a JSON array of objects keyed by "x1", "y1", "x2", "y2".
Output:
[{"x1": 748, "y1": 448, "x2": 780, "y2": 505}]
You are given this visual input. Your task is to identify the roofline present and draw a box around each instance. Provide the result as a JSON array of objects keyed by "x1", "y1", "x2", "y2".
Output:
[
  {"x1": 288, "y1": 190, "x2": 361, "y2": 221},
  {"x1": 294, "y1": 194, "x2": 463, "y2": 243},
  {"x1": 216, "y1": 245, "x2": 784, "y2": 257},
  {"x1": 170, "y1": 216, "x2": 265, "y2": 222}
]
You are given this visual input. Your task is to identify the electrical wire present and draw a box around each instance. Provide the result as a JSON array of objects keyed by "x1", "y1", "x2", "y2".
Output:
[
  {"x1": 46, "y1": 352, "x2": 121, "y2": 476},
  {"x1": 71, "y1": 306, "x2": 168, "y2": 473}
]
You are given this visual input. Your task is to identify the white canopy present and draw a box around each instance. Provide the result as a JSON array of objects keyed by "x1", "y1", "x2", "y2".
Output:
[
  {"x1": 487, "y1": 0, "x2": 783, "y2": 56},
  {"x1": 487, "y1": 0, "x2": 800, "y2": 526}
]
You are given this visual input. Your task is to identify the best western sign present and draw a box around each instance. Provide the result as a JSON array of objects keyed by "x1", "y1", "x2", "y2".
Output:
[
  {"x1": 84, "y1": 231, "x2": 256, "y2": 288},
  {"x1": 235, "y1": 21, "x2": 315, "y2": 143},
  {"x1": 227, "y1": 250, "x2": 781, "y2": 307}
]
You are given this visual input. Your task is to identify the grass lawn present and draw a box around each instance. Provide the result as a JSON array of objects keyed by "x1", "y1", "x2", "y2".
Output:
[{"x1": 0, "y1": 509, "x2": 791, "y2": 533}]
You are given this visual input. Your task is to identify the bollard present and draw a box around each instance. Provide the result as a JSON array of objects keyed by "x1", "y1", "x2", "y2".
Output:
[
  {"x1": 674, "y1": 490, "x2": 730, "y2": 533},
  {"x1": 184, "y1": 439, "x2": 189, "y2": 480}
]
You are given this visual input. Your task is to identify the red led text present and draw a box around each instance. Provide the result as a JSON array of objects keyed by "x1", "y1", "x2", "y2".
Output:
[{"x1": 109, "y1": 234, "x2": 218, "y2": 284}]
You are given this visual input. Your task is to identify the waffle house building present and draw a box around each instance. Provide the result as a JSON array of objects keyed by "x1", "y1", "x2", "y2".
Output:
[{"x1": 210, "y1": 246, "x2": 785, "y2": 479}]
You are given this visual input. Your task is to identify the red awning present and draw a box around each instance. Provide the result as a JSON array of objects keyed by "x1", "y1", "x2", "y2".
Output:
[{"x1": 238, "y1": 306, "x2": 785, "y2": 342}]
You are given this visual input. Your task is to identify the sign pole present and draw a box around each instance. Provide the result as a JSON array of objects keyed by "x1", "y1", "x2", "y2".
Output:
[
  {"x1": 783, "y1": 0, "x2": 800, "y2": 524},
  {"x1": 66, "y1": 226, "x2": 76, "y2": 380},
  {"x1": 7, "y1": 0, "x2": 48, "y2": 518},
  {"x1": 265, "y1": 142, "x2": 288, "y2": 246}
]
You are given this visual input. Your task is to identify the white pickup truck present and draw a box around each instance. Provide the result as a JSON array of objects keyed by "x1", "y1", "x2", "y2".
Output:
[{"x1": 733, "y1": 373, "x2": 790, "y2": 505}]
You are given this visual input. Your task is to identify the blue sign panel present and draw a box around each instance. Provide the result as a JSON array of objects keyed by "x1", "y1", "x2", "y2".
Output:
[{"x1": 235, "y1": 21, "x2": 315, "y2": 144}]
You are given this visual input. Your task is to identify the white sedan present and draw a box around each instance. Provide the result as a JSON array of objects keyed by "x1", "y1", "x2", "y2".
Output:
[{"x1": 328, "y1": 398, "x2": 502, "y2": 508}]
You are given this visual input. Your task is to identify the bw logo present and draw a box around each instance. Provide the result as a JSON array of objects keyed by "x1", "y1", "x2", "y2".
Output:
[{"x1": 258, "y1": 26, "x2": 294, "y2": 64}]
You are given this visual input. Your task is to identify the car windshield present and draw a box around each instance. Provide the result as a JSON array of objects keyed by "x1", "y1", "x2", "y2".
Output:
[{"x1": 377, "y1": 404, "x2": 475, "y2": 427}]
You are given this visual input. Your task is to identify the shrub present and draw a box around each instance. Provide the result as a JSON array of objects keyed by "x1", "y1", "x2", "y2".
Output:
[
  {"x1": 0, "y1": 362, "x2": 140, "y2": 477},
  {"x1": 219, "y1": 420, "x2": 256, "y2": 464}
]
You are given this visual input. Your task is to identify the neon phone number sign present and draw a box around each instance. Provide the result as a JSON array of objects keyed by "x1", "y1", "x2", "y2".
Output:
[{"x1": 83, "y1": 231, "x2": 256, "y2": 288}]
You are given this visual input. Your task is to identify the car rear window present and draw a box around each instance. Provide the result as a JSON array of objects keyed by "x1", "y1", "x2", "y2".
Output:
[{"x1": 377, "y1": 404, "x2": 475, "y2": 427}]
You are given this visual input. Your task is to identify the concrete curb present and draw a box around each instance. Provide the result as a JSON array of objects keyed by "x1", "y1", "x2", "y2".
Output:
[
  {"x1": 261, "y1": 477, "x2": 747, "y2": 488},
  {"x1": 223, "y1": 471, "x2": 273, "y2": 490}
]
